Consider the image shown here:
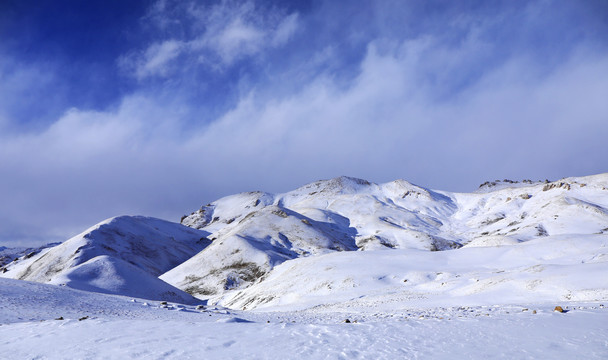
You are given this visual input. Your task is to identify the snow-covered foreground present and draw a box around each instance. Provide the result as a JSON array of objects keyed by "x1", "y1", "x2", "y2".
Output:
[
  {"x1": 1, "y1": 278, "x2": 607, "y2": 359},
  {"x1": 3, "y1": 311, "x2": 608, "y2": 359}
]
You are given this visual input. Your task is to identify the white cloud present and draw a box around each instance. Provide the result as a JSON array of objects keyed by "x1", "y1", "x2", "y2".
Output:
[
  {"x1": 195, "y1": 17, "x2": 266, "y2": 64},
  {"x1": 178, "y1": 37, "x2": 608, "y2": 192},
  {"x1": 138, "y1": 40, "x2": 184, "y2": 78},
  {"x1": 271, "y1": 13, "x2": 299, "y2": 46},
  {"x1": 190, "y1": 0, "x2": 300, "y2": 66},
  {"x1": 125, "y1": 0, "x2": 301, "y2": 78},
  {"x1": 120, "y1": 40, "x2": 184, "y2": 80}
]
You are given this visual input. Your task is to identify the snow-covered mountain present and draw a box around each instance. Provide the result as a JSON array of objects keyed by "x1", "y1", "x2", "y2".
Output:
[
  {"x1": 2, "y1": 174, "x2": 607, "y2": 310},
  {"x1": 162, "y1": 173, "x2": 608, "y2": 302},
  {"x1": 1, "y1": 216, "x2": 210, "y2": 303}
]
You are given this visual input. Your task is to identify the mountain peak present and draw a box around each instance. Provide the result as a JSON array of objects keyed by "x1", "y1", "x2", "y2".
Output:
[{"x1": 293, "y1": 176, "x2": 373, "y2": 195}]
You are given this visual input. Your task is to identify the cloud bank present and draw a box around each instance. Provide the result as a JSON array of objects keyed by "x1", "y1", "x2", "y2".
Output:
[{"x1": 1, "y1": 0, "x2": 607, "y2": 246}]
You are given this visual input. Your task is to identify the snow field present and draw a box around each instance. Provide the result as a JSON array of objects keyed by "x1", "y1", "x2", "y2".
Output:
[
  {"x1": 1, "y1": 308, "x2": 607, "y2": 359},
  {"x1": 2, "y1": 277, "x2": 606, "y2": 359}
]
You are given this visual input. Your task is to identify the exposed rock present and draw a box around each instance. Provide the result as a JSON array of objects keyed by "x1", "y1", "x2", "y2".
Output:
[
  {"x1": 536, "y1": 224, "x2": 549, "y2": 237},
  {"x1": 272, "y1": 209, "x2": 289, "y2": 218},
  {"x1": 543, "y1": 182, "x2": 571, "y2": 191}
]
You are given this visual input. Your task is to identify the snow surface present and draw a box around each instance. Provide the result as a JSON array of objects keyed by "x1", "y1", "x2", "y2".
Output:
[{"x1": 1, "y1": 278, "x2": 607, "y2": 359}]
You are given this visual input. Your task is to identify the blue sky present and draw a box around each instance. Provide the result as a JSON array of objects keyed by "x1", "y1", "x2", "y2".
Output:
[{"x1": 1, "y1": 0, "x2": 607, "y2": 246}]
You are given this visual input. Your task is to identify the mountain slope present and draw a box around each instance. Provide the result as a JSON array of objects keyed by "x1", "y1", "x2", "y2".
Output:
[
  {"x1": 1, "y1": 216, "x2": 210, "y2": 303},
  {"x1": 161, "y1": 204, "x2": 359, "y2": 297},
  {"x1": 216, "y1": 234, "x2": 608, "y2": 310}
]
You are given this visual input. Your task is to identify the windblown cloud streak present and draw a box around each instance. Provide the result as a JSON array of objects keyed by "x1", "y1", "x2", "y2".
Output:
[
  {"x1": 120, "y1": 0, "x2": 299, "y2": 78},
  {"x1": 0, "y1": 0, "x2": 607, "y2": 246}
]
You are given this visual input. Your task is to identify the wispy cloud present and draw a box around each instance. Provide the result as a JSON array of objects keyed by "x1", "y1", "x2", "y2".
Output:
[
  {"x1": 122, "y1": 40, "x2": 184, "y2": 79},
  {"x1": 271, "y1": 13, "x2": 299, "y2": 46},
  {"x1": 122, "y1": 0, "x2": 300, "y2": 78}
]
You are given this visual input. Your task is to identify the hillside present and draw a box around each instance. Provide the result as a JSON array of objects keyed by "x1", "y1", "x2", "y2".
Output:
[
  {"x1": 217, "y1": 234, "x2": 608, "y2": 310},
  {"x1": 1, "y1": 216, "x2": 210, "y2": 303}
]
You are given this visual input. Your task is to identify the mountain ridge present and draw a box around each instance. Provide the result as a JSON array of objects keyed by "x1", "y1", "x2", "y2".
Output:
[
  {"x1": 2, "y1": 173, "x2": 607, "y2": 308},
  {"x1": 164, "y1": 173, "x2": 608, "y2": 299}
]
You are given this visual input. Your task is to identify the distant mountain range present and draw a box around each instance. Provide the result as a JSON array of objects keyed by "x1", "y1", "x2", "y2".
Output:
[{"x1": 2, "y1": 173, "x2": 607, "y2": 309}]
